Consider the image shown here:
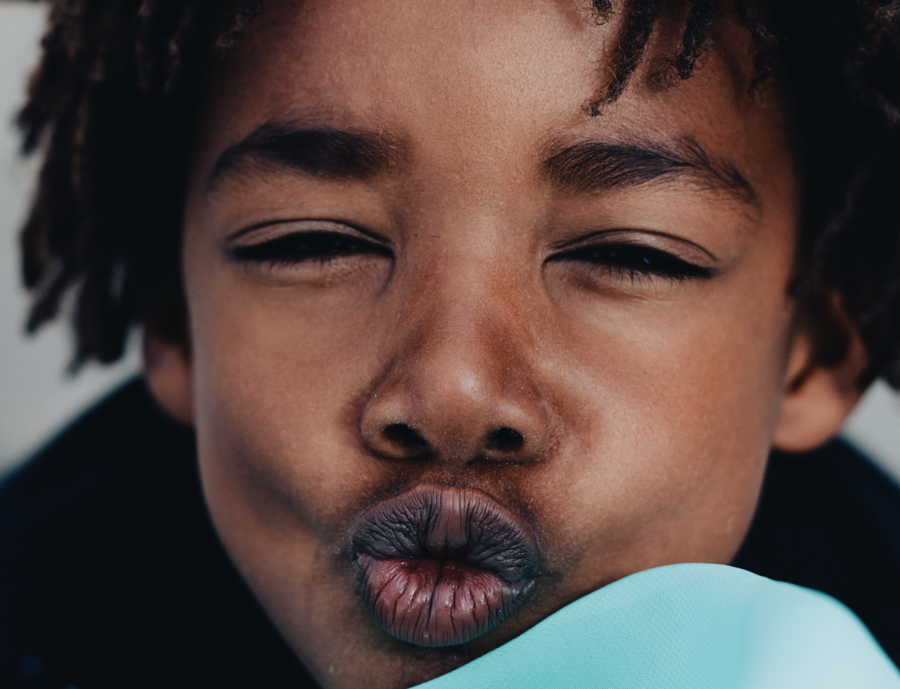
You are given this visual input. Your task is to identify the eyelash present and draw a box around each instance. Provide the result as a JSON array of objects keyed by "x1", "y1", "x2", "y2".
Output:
[
  {"x1": 229, "y1": 230, "x2": 713, "y2": 282},
  {"x1": 547, "y1": 243, "x2": 714, "y2": 282},
  {"x1": 229, "y1": 231, "x2": 392, "y2": 266}
]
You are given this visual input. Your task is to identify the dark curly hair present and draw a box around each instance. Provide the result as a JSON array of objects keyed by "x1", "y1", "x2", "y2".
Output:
[{"x1": 14, "y1": 0, "x2": 900, "y2": 389}]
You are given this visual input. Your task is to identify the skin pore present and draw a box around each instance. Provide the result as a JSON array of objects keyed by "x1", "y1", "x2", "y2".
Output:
[{"x1": 146, "y1": 1, "x2": 865, "y2": 687}]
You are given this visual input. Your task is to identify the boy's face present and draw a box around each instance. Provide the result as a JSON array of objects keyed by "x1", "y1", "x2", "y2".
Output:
[{"x1": 162, "y1": 1, "x2": 830, "y2": 687}]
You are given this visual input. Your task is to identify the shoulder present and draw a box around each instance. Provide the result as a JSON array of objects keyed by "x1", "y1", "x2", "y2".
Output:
[
  {"x1": 0, "y1": 377, "x2": 191, "y2": 530},
  {"x1": 0, "y1": 377, "x2": 313, "y2": 688},
  {"x1": 742, "y1": 578, "x2": 900, "y2": 689},
  {"x1": 0, "y1": 377, "x2": 198, "y2": 585},
  {"x1": 733, "y1": 437, "x2": 900, "y2": 668},
  {"x1": 0, "y1": 378, "x2": 193, "y2": 684}
]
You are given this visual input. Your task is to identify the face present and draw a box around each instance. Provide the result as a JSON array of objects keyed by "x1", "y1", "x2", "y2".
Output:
[{"x1": 167, "y1": 1, "x2": 808, "y2": 687}]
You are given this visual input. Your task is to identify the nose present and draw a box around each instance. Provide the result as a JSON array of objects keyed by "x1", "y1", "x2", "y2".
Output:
[{"x1": 359, "y1": 268, "x2": 554, "y2": 468}]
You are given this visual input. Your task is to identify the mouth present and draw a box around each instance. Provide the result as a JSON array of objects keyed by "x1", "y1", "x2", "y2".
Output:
[{"x1": 350, "y1": 485, "x2": 542, "y2": 647}]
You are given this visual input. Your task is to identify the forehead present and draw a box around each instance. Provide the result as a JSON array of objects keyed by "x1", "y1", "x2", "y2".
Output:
[{"x1": 195, "y1": 0, "x2": 792, "y2": 213}]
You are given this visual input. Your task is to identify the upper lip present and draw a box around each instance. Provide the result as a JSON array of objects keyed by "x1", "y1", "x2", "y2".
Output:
[{"x1": 350, "y1": 485, "x2": 542, "y2": 584}]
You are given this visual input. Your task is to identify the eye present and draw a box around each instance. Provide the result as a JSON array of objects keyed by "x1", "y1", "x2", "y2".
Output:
[
  {"x1": 228, "y1": 230, "x2": 392, "y2": 268},
  {"x1": 548, "y1": 242, "x2": 715, "y2": 282}
]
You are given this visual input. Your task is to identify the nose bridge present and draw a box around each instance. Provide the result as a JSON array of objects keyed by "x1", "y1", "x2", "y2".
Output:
[
  {"x1": 404, "y1": 249, "x2": 533, "y2": 430},
  {"x1": 403, "y1": 201, "x2": 535, "y2": 389},
  {"x1": 360, "y1": 236, "x2": 552, "y2": 466}
]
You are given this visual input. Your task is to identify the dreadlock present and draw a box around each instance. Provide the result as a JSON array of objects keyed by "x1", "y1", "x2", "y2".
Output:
[
  {"x1": 15, "y1": 0, "x2": 900, "y2": 389},
  {"x1": 17, "y1": 0, "x2": 260, "y2": 367}
]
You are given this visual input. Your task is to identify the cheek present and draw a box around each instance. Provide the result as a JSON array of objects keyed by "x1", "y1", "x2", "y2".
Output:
[
  {"x1": 180, "y1": 253, "x2": 402, "y2": 658},
  {"x1": 528, "y1": 259, "x2": 794, "y2": 581},
  {"x1": 184, "y1": 250, "x2": 389, "y2": 540}
]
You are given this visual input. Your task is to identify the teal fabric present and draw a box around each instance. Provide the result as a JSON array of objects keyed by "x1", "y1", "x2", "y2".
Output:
[{"x1": 410, "y1": 563, "x2": 900, "y2": 689}]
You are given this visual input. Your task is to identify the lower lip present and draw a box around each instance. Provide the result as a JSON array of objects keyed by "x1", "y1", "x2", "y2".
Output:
[{"x1": 357, "y1": 554, "x2": 531, "y2": 647}]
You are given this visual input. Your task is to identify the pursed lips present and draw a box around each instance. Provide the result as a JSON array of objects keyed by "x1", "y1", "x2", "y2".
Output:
[{"x1": 349, "y1": 484, "x2": 543, "y2": 647}]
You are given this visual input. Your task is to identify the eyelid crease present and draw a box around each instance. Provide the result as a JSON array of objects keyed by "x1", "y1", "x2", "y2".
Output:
[
  {"x1": 225, "y1": 218, "x2": 392, "y2": 247},
  {"x1": 226, "y1": 230, "x2": 393, "y2": 271}
]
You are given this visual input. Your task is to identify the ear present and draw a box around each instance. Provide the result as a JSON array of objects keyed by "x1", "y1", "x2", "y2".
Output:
[
  {"x1": 773, "y1": 297, "x2": 868, "y2": 453},
  {"x1": 143, "y1": 328, "x2": 193, "y2": 426}
]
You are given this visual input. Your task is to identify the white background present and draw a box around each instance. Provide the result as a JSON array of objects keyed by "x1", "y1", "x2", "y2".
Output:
[{"x1": 1, "y1": 2, "x2": 898, "y2": 477}]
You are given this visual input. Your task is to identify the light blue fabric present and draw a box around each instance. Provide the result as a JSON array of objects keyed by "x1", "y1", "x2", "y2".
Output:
[{"x1": 410, "y1": 563, "x2": 900, "y2": 689}]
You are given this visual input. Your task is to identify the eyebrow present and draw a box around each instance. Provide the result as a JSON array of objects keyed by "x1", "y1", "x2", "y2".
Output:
[
  {"x1": 209, "y1": 121, "x2": 759, "y2": 212},
  {"x1": 208, "y1": 121, "x2": 405, "y2": 190},
  {"x1": 541, "y1": 135, "x2": 759, "y2": 210}
]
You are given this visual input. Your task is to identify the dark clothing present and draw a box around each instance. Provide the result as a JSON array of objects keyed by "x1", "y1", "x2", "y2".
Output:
[
  {"x1": 1, "y1": 378, "x2": 899, "y2": 687},
  {"x1": 0, "y1": 379, "x2": 316, "y2": 688}
]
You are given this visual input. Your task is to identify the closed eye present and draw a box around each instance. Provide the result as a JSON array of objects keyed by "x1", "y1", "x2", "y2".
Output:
[
  {"x1": 548, "y1": 242, "x2": 715, "y2": 282},
  {"x1": 228, "y1": 230, "x2": 393, "y2": 268}
]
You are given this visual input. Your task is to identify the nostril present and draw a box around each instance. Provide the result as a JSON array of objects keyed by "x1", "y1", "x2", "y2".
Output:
[
  {"x1": 485, "y1": 426, "x2": 525, "y2": 453},
  {"x1": 382, "y1": 423, "x2": 430, "y2": 455}
]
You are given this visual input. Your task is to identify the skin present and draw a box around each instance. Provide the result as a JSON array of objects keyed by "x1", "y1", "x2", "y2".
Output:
[{"x1": 147, "y1": 1, "x2": 867, "y2": 687}]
